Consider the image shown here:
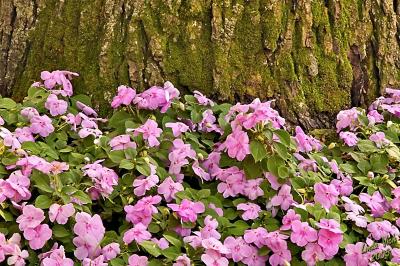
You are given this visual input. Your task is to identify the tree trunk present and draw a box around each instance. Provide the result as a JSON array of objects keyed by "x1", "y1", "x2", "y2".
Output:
[{"x1": 1, "y1": 0, "x2": 399, "y2": 129}]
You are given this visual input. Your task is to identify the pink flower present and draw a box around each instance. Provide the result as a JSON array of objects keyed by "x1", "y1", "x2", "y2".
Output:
[
  {"x1": 49, "y1": 203, "x2": 75, "y2": 224},
  {"x1": 265, "y1": 172, "x2": 281, "y2": 190},
  {"x1": 165, "y1": 122, "x2": 189, "y2": 137},
  {"x1": 3, "y1": 170, "x2": 31, "y2": 202},
  {"x1": 0, "y1": 233, "x2": 13, "y2": 262},
  {"x1": 21, "y1": 107, "x2": 39, "y2": 120},
  {"x1": 199, "y1": 216, "x2": 220, "y2": 239},
  {"x1": 216, "y1": 167, "x2": 246, "y2": 198},
  {"x1": 294, "y1": 126, "x2": 322, "y2": 152},
  {"x1": 123, "y1": 223, "x2": 151, "y2": 244},
  {"x1": 76, "y1": 101, "x2": 97, "y2": 117},
  {"x1": 128, "y1": 254, "x2": 148, "y2": 266},
  {"x1": 336, "y1": 108, "x2": 360, "y2": 132},
  {"x1": 157, "y1": 177, "x2": 184, "y2": 202},
  {"x1": 50, "y1": 161, "x2": 69, "y2": 175},
  {"x1": 367, "y1": 221, "x2": 396, "y2": 240},
  {"x1": 314, "y1": 183, "x2": 339, "y2": 210},
  {"x1": 224, "y1": 236, "x2": 252, "y2": 262},
  {"x1": 339, "y1": 131, "x2": 358, "y2": 147},
  {"x1": 152, "y1": 238, "x2": 169, "y2": 250},
  {"x1": 82, "y1": 161, "x2": 118, "y2": 197},
  {"x1": 124, "y1": 195, "x2": 161, "y2": 226},
  {"x1": 82, "y1": 255, "x2": 108, "y2": 266},
  {"x1": 223, "y1": 128, "x2": 250, "y2": 161},
  {"x1": 111, "y1": 85, "x2": 136, "y2": 108},
  {"x1": 316, "y1": 220, "x2": 343, "y2": 258},
  {"x1": 30, "y1": 115, "x2": 54, "y2": 137},
  {"x1": 133, "y1": 119, "x2": 162, "y2": 147},
  {"x1": 16, "y1": 205, "x2": 45, "y2": 231},
  {"x1": 168, "y1": 199, "x2": 205, "y2": 223},
  {"x1": 290, "y1": 220, "x2": 318, "y2": 247},
  {"x1": 40, "y1": 70, "x2": 78, "y2": 96},
  {"x1": 173, "y1": 254, "x2": 191, "y2": 266},
  {"x1": 269, "y1": 249, "x2": 291, "y2": 266},
  {"x1": 241, "y1": 246, "x2": 268, "y2": 266},
  {"x1": 41, "y1": 245, "x2": 74, "y2": 266},
  {"x1": 101, "y1": 243, "x2": 120, "y2": 261},
  {"x1": 244, "y1": 227, "x2": 268, "y2": 248},
  {"x1": 109, "y1": 135, "x2": 136, "y2": 150},
  {"x1": 359, "y1": 191, "x2": 389, "y2": 217},
  {"x1": 270, "y1": 184, "x2": 294, "y2": 210},
  {"x1": 243, "y1": 178, "x2": 264, "y2": 200},
  {"x1": 194, "y1": 90, "x2": 214, "y2": 106},
  {"x1": 237, "y1": 203, "x2": 261, "y2": 220},
  {"x1": 73, "y1": 212, "x2": 105, "y2": 242},
  {"x1": 201, "y1": 250, "x2": 229, "y2": 266},
  {"x1": 6, "y1": 246, "x2": 29, "y2": 266},
  {"x1": 344, "y1": 242, "x2": 370, "y2": 266},
  {"x1": 301, "y1": 243, "x2": 325, "y2": 266},
  {"x1": 367, "y1": 110, "x2": 384, "y2": 125},
  {"x1": 192, "y1": 160, "x2": 211, "y2": 181},
  {"x1": 369, "y1": 132, "x2": 389, "y2": 147},
  {"x1": 73, "y1": 234, "x2": 101, "y2": 260},
  {"x1": 45, "y1": 94, "x2": 68, "y2": 116},
  {"x1": 133, "y1": 164, "x2": 159, "y2": 196},
  {"x1": 23, "y1": 224, "x2": 52, "y2": 250},
  {"x1": 281, "y1": 209, "x2": 301, "y2": 230},
  {"x1": 14, "y1": 127, "x2": 34, "y2": 143}
]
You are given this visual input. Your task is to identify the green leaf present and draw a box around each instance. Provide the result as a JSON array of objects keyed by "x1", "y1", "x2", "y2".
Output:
[
  {"x1": 277, "y1": 165, "x2": 289, "y2": 178},
  {"x1": 163, "y1": 233, "x2": 182, "y2": 248},
  {"x1": 109, "y1": 111, "x2": 132, "y2": 130},
  {"x1": 161, "y1": 246, "x2": 180, "y2": 260},
  {"x1": 140, "y1": 240, "x2": 161, "y2": 257},
  {"x1": 250, "y1": 140, "x2": 267, "y2": 162},
  {"x1": 110, "y1": 258, "x2": 126, "y2": 266},
  {"x1": 53, "y1": 225, "x2": 70, "y2": 238},
  {"x1": 267, "y1": 155, "x2": 285, "y2": 178},
  {"x1": 0, "y1": 210, "x2": 14, "y2": 221},
  {"x1": 357, "y1": 140, "x2": 378, "y2": 153},
  {"x1": 119, "y1": 159, "x2": 135, "y2": 170},
  {"x1": 0, "y1": 98, "x2": 16, "y2": 109},
  {"x1": 72, "y1": 191, "x2": 92, "y2": 204},
  {"x1": 31, "y1": 171, "x2": 53, "y2": 193},
  {"x1": 108, "y1": 150, "x2": 126, "y2": 164},
  {"x1": 228, "y1": 220, "x2": 250, "y2": 236},
  {"x1": 35, "y1": 195, "x2": 52, "y2": 209},
  {"x1": 356, "y1": 159, "x2": 371, "y2": 174},
  {"x1": 274, "y1": 129, "x2": 291, "y2": 147},
  {"x1": 370, "y1": 153, "x2": 388, "y2": 174},
  {"x1": 136, "y1": 161, "x2": 151, "y2": 176}
]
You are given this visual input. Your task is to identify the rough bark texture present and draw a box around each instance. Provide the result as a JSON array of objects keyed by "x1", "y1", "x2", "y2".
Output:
[{"x1": 1, "y1": 0, "x2": 400, "y2": 129}]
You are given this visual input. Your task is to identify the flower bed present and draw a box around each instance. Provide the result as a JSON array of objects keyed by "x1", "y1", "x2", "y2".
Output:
[{"x1": 0, "y1": 70, "x2": 400, "y2": 265}]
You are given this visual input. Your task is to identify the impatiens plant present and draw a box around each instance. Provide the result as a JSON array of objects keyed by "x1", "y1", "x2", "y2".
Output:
[{"x1": 2, "y1": 70, "x2": 400, "y2": 266}]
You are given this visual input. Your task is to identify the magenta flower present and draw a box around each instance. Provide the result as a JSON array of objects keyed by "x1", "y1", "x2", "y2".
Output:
[
  {"x1": 109, "y1": 135, "x2": 136, "y2": 150},
  {"x1": 133, "y1": 119, "x2": 162, "y2": 147},
  {"x1": 111, "y1": 85, "x2": 136, "y2": 108},
  {"x1": 23, "y1": 224, "x2": 52, "y2": 250},
  {"x1": 316, "y1": 220, "x2": 343, "y2": 258},
  {"x1": 223, "y1": 128, "x2": 250, "y2": 161},
  {"x1": 123, "y1": 223, "x2": 151, "y2": 244},
  {"x1": 339, "y1": 131, "x2": 358, "y2": 147},
  {"x1": 128, "y1": 254, "x2": 148, "y2": 266},
  {"x1": 45, "y1": 94, "x2": 68, "y2": 116},
  {"x1": 165, "y1": 122, "x2": 189, "y2": 137},
  {"x1": 301, "y1": 243, "x2": 325, "y2": 266},
  {"x1": 270, "y1": 184, "x2": 294, "y2": 210},
  {"x1": 216, "y1": 167, "x2": 246, "y2": 198},
  {"x1": 290, "y1": 220, "x2": 318, "y2": 247},
  {"x1": 29, "y1": 115, "x2": 55, "y2": 137},
  {"x1": 157, "y1": 177, "x2": 184, "y2": 202},
  {"x1": 16, "y1": 205, "x2": 45, "y2": 231},
  {"x1": 237, "y1": 203, "x2": 261, "y2": 220},
  {"x1": 168, "y1": 199, "x2": 205, "y2": 223},
  {"x1": 314, "y1": 183, "x2": 339, "y2": 210},
  {"x1": 49, "y1": 203, "x2": 75, "y2": 224}
]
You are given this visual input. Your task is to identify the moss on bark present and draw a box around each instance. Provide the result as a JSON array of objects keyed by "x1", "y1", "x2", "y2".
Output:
[{"x1": 1, "y1": 0, "x2": 400, "y2": 128}]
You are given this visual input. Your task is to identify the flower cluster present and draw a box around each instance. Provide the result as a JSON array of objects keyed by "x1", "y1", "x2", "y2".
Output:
[{"x1": 1, "y1": 71, "x2": 400, "y2": 265}]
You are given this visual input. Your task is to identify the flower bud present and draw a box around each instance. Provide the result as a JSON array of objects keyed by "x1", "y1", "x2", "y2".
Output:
[
  {"x1": 367, "y1": 171, "x2": 374, "y2": 179},
  {"x1": 179, "y1": 102, "x2": 185, "y2": 111},
  {"x1": 93, "y1": 138, "x2": 100, "y2": 145},
  {"x1": 387, "y1": 121, "x2": 393, "y2": 127},
  {"x1": 197, "y1": 153, "x2": 204, "y2": 160},
  {"x1": 84, "y1": 157, "x2": 91, "y2": 162},
  {"x1": 143, "y1": 157, "x2": 150, "y2": 164},
  {"x1": 328, "y1": 142, "x2": 336, "y2": 149}
]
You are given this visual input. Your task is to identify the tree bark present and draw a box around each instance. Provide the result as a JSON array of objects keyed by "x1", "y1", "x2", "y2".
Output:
[{"x1": 1, "y1": 0, "x2": 399, "y2": 129}]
